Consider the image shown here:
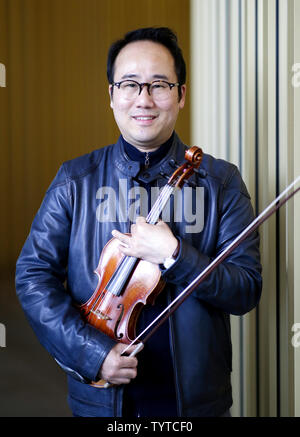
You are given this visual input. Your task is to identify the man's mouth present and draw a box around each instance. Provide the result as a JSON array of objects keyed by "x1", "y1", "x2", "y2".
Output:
[{"x1": 132, "y1": 115, "x2": 157, "y2": 121}]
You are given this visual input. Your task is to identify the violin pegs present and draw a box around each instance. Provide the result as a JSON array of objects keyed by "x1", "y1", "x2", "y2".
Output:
[
  {"x1": 168, "y1": 159, "x2": 207, "y2": 178},
  {"x1": 168, "y1": 159, "x2": 179, "y2": 169},
  {"x1": 194, "y1": 168, "x2": 207, "y2": 178}
]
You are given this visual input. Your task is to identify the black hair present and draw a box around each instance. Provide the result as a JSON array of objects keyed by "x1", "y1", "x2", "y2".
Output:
[{"x1": 107, "y1": 27, "x2": 186, "y2": 99}]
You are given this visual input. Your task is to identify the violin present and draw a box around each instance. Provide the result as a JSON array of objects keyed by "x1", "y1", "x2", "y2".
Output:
[{"x1": 79, "y1": 146, "x2": 203, "y2": 344}]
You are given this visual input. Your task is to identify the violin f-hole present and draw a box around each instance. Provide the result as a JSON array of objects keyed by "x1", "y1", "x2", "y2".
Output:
[{"x1": 114, "y1": 303, "x2": 125, "y2": 340}]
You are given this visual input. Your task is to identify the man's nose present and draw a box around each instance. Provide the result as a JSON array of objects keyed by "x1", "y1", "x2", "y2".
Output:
[{"x1": 135, "y1": 85, "x2": 154, "y2": 106}]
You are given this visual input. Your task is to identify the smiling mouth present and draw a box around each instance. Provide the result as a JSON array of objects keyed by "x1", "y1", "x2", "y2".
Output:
[{"x1": 132, "y1": 115, "x2": 157, "y2": 121}]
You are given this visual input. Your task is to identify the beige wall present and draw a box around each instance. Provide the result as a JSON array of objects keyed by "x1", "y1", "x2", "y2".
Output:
[{"x1": 0, "y1": 0, "x2": 190, "y2": 273}]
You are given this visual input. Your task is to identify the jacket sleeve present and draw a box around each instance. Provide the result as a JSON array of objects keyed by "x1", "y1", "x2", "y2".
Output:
[
  {"x1": 162, "y1": 167, "x2": 262, "y2": 316},
  {"x1": 15, "y1": 165, "x2": 116, "y2": 383}
]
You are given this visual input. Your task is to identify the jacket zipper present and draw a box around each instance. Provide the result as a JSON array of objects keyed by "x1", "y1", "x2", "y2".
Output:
[{"x1": 144, "y1": 152, "x2": 150, "y2": 168}]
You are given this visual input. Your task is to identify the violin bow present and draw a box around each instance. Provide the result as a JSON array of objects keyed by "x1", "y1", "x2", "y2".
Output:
[{"x1": 123, "y1": 175, "x2": 300, "y2": 358}]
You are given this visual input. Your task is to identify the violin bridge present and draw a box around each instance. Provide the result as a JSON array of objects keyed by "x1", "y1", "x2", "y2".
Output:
[{"x1": 90, "y1": 309, "x2": 111, "y2": 320}]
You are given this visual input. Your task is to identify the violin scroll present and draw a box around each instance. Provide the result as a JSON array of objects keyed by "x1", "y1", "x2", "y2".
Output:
[
  {"x1": 168, "y1": 146, "x2": 203, "y2": 189},
  {"x1": 185, "y1": 146, "x2": 203, "y2": 165}
]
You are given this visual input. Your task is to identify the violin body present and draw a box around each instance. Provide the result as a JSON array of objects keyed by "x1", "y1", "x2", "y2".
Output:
[{"x1": 79, "y1": 235, "x2": 165, "y2": 344}]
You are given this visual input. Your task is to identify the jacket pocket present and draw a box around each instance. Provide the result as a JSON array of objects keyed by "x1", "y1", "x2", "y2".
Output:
[{"x1": 67, "y1": 376, "x2": 118, "y2": 417}]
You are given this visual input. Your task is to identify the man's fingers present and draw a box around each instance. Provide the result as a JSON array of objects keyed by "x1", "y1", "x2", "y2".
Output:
[
  {"x1": 111, "y1": 230, "x2": 131, "y2": 247},
  {"x1": 106, "y1": 356, "x2": 138, "y2": 385},
  {"x1": 135, "y1": 216, "x2": 147, "y2": 224},
  {"x1": 109, "y1": 366, "x2": 138, "y2": 385},
  {"x1": 119, "y1": 355, "x2": 138, "y2": 369},
  {"x1": 120, "y1": 342, "x2": 144, "y2": 357}
]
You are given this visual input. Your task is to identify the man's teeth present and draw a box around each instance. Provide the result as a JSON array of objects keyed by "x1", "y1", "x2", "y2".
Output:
[{"x1": 135, "y1": 116, "x2": 155, "y2": 120}]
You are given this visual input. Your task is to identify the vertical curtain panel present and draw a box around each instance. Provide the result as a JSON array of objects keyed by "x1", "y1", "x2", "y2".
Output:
[{"x1": 191, "y1": 0, "x2": 300, "y2": 417}]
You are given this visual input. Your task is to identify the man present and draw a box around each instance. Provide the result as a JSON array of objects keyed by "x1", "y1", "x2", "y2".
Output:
[{"x1": 15, "y1": 27, "x2": 262, "y2": 417}]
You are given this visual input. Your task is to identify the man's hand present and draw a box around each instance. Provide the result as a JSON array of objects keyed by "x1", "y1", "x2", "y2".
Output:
[
  {"x1": 111, "y1": 217, "x2": 178, "y2": 264},
  {"x1": 98, "y1": 343, "x2": 141, "y2": 385}
]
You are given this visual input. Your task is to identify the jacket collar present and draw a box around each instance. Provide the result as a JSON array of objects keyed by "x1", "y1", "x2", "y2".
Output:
[{"x1": 113, "y1": 132, "x2": 187, "y2": 184}]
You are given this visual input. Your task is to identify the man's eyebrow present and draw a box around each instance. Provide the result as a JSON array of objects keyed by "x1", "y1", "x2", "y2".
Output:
[
  {"x1": 121, "y1": 74, "x2": 138, "y2": 79},
  {"x1": 152, "y1": 74, "x2": 169, "y2": 80},
  {"x1": 120, "y1": 73, "x2": 170, "y2": 80}
]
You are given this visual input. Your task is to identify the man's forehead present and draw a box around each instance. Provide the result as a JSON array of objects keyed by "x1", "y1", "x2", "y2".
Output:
[
  {"x1": 118, "y1": 39, "x2": 170, "y2": 53},
  {"x1": 113, "y1": 41, "x2": 175, "y2": 78}
]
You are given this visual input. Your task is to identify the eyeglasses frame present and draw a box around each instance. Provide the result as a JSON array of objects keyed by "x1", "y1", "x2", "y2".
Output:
[{"x1": 111, "y1": 79, "x2": 180, "y2": 98}]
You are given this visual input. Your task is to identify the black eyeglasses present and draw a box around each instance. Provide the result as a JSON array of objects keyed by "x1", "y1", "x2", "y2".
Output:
[{"x1": 111, "y1": 79, "x2": 180, "y2": 101}]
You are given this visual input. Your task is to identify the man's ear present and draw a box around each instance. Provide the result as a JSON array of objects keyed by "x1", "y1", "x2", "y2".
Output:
[{"x1": 179, "y1": 84, "x2": 186, "y2": 109}]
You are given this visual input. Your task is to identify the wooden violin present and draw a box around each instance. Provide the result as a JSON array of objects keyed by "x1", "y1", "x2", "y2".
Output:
[{"x1": 79, "y1": 146, "x2": 203, "y2": 344}]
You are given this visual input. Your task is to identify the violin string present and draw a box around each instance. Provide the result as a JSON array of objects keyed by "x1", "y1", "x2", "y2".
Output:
[
  {"x1": 146, "y1": 183, "x2": 176, "y2": 224},
  {"x1": 115, "y1": 183, "x2": 176, "y2": 285},
  {"x1": 89, "y1": 286, "x2": 106, "y2": 313},
  {"x1": 147, "y1": 187, "x2": 174, "y2": 223},
  {"x1": 92, "y1": 180, "x2": 177, "y2": 313},
  {"x1": 108, "y1": 257, "x2": 137, "y2": 296},
  {"x1": 110, "y1": 182, "x2": 176, "y2": 284}
]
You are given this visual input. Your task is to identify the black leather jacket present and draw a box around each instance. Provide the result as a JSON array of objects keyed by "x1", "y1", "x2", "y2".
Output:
[{"x1": 15, "y1": 133, "x2": 262, "y2": 417}]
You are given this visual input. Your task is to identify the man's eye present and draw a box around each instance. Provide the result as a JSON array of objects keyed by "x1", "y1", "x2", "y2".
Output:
[
  {"x1": 122, "y1": 82, "x2": 138, "y2": 89},
  {"x1": 152, "y1": 83, "x2": 165, "y2": 88},
  {"x1": 151, "y1": 82, "x2": 168, "y2": 90}
]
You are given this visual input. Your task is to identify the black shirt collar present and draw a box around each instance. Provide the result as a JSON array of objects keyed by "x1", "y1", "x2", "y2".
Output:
[{"x1": 122, "y1": 133, "x2": 174, "y2": 168}]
